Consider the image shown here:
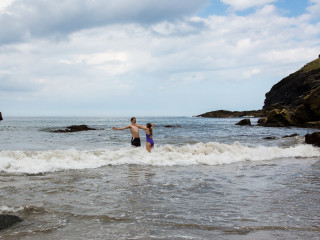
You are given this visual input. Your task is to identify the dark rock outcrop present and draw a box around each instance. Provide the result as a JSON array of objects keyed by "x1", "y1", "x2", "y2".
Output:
[
  {"x1": 304, "y1": 86, "x2": 320, "y2": 117},
  {"x1": 0, "y1": 215, "x2": 23, "y2": 230},
  {"x1": 294, "y1": 104, "x2": 316, "y2": 124},
  {"x1": 294, "y1": 86, "x2": 320, "y2": 125},
  {"x1": 264, "y1": 109, "x2": 294, "y2": 127},
  {"x1": 236, "y1": 119, "x2": 252, "y2": 126},
  {"x1": 196, "y1": 110, "x2": 264, "y2": 118},
  {"x1": 261, "y1": 57, "x2": 320, "y2": 128},
  {"x1": 0, "y1": 112, "x2": 2, "y2": 121},
  {"x1": 264, "y1": 137, "x2": 277, "y2": 140},
  {"x1": 282, "y1": 133, "x2": 299, "y2": 138},
  {"x1": 164, "y1": 125, "x2": 181, "y2": 128},
  {"x1": 195, "y1": 57, "x2": 320, "y2": 129},
  {"x1": 263, "y1": 58, "x2": 320, "y2": 111},
  {"x1": 305, "y1": 132, "x2": 320, "y2": 147},
  {"x1": 53, "y1": 125, "x2": 98, "y2": 133},
  {"x1": 303, "y1": 121, "x2": 320, "y2": 129},
  {"x1": 257, "y1": 117, "x2": 267, "y2": 126}
]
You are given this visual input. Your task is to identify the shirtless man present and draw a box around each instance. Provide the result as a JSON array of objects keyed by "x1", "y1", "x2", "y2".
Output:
[{"x1": 112, "y1": 117, "x2": 142, "y2": 147}]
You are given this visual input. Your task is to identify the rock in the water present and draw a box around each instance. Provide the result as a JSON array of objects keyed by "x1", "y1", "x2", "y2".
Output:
[
  {"x1": 53, "y1": 125, "x2": 97, "y2": 133},
  {"x1": 264, "y1": 137, "x2": 277, "y2": 140},
  {"x1": 282, "y1": 133, "x2": 299, "y2": 138},
  {"x1": 257, "y1": 117, "x2": 267, "y2": 126},
  {"x1": 0, "y1": 215, "x2": 23, "y2": 230},
  {"x1": 305, "y1": 132, "x2": 320, "y2": 147},
  {"x1": 0, "y1": 112, "x2": 2, "y2": 121},
  {"x1": 264, "y1": 109, "x2": 294, "y2": 127},
  {"x1": 235, "y1": 119, "x2": 251, "y2": 126}
]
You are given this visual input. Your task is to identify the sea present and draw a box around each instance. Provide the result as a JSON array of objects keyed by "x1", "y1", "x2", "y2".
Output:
[{"x1": 0, "y1": 116, "x2": 320, "y2": 240}]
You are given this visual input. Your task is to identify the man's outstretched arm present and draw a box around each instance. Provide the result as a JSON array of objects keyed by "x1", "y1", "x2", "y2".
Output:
[{"x1": 112, "y1": 125, "x2": 130, "y2": 130}]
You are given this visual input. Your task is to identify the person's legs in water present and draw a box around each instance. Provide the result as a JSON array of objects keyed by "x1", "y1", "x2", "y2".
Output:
[
  {"x1": 145, "y1": 134, "x2": 154, "y2": 152},
  {"x1": 146, "y1": 142, "x2": 152, "y2": 152}
]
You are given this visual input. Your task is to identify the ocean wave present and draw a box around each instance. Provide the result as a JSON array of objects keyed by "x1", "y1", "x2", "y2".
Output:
[
  {"x1": 0, "y1": 205, "x2": 46, "y2": 215},
  {"x1": 0, "y1": 142, "x2": 319, "y2": 174},
  {"x1": 0, "y1": 205, "x2": 24, "y2": 214}
]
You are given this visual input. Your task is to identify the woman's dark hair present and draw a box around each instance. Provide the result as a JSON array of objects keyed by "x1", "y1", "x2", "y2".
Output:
[{"x1": 147, "y1": 123, "x2": 152, "y2": 136}]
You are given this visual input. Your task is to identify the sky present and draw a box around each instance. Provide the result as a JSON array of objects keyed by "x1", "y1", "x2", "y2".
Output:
[{"x1": 0, "y1": 0, "x2": 319, "y2": 117}]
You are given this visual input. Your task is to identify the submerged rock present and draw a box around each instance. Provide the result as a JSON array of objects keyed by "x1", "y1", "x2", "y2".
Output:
[
  {"x1": 53, "y1": 125, "x2": 98, "y2": 133},
  {"x1": 235, "y1": 119, "x2": 251, "y2": 126},
  {"x1": 0, "y1": 215, "x2": 23, "y2": 230},
  {"x1": 305, "y1": 132, "x2": 320, "y2": 147}
]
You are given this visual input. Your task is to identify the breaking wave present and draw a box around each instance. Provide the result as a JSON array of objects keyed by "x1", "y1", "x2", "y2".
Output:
[{"x1": 0, "y1": 142, "x2": 319, "y2": 174}]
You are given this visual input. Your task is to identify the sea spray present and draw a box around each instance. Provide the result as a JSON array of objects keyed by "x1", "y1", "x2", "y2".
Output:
[{"x1": 1, "y1": 142, "x2": 319, "y2": 174}]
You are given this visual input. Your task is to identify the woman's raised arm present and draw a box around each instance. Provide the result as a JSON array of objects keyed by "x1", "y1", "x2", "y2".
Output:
[{"x1": 135, "y1": 124, "x2": 148, "y2": 130}]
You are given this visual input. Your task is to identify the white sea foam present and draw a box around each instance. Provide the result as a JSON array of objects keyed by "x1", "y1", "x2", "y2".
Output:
[
  {"x1": 0, "y1": 142, "x2": 319, "y2": 174},
  {"x1": 0, "y1": 205, "x2": 24, "y2": 213}
]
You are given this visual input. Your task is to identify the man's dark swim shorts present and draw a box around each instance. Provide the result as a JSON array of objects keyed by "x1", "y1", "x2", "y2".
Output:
[{"x1": 131, "y1": 138, "x2": 141, "y2": 147}]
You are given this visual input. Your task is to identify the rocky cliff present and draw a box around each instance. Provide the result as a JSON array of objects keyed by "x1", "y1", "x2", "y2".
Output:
[
  {"x1": 195, "y1": 57, "x2": 320, "y2": 129},
  {"x1": 263, "y1": 58, "x2": 320, "y2": 111},
  {"x1": 262, "y1": 57, "x2": 320, "y2": 128}
]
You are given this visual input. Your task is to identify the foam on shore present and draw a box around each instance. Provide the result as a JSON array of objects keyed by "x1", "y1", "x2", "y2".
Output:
[{"x1": 1, "y1": 142, "x2": 319, "y2": 174}]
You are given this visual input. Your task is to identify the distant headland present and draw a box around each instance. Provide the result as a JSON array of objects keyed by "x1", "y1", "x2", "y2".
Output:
[
  {"x1": 195, "y1": 110, "x2": 265, "y2": 118},
  {"x1": 195, "y1": 56, "x2": 320, "y2": 129}
]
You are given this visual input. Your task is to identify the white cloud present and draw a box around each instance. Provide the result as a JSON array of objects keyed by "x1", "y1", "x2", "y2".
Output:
[
  {"x1": 243, "y1": 68, "x2": 261, "y2": 78},
  {"x1": 0, "y1": 0, "x2": 208, "y2": 44},
  {"x1": 1, "y1": 0, "x2": 320, "y2": 115},
  {"x1": 169, "y1": 72, "x2": 206, "y2": 85},
  {"x1": 62, "y1": 51, "x2": 132, "y2": 75},
  {"x1": 261, "y1": 48, "x2": 317, "y2": 63},
  {"x1": 307, "y1": 0, "x2": 320, "y2": 18},
  {"x1": 0, "y1": 0, "x2": 14, "y2": 11},
  {"x1": 220, "y1": 0, "x2": 277, "y2": 11}
]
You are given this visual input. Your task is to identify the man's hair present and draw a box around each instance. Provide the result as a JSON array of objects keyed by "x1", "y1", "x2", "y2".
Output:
[{"x1": 131, "y1": 117, "x2": 136, "y2": 122}]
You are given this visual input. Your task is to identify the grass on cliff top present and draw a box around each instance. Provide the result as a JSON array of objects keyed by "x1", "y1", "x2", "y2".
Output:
[{"x1": 301, "y1": 58, "x2": 320, "y2": 72}]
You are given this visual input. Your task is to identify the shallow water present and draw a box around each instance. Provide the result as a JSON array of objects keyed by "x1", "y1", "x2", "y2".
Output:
[{"x1": 0, "y1": 117, "x2": 320, "y2": 239}]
